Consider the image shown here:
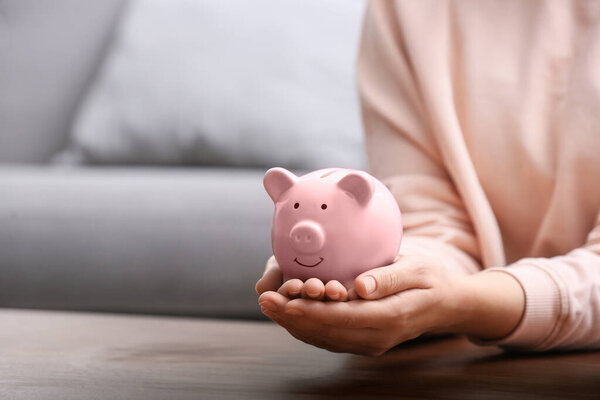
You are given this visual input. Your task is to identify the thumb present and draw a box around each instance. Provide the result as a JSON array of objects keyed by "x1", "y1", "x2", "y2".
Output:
[
  {"x1": 354, "y1": 256, "x2": 427, "y2": 300},
  {"x1": 255, "y1": 256, "x2": 283, "y2": 295}
]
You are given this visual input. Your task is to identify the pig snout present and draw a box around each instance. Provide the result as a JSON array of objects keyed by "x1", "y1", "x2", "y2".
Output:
[{"x1": 289, "y1": 221, "x2": 325, "y2": 254}]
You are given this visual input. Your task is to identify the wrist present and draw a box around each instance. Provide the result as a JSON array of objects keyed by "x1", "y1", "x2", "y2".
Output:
[{"x1": 451, "y1": 270, "x2": 525, "y2": 340}]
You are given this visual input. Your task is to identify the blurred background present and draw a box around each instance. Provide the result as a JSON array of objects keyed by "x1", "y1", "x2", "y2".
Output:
[{"x1": 0, "y1": 0, "x2": 367, "y2": 319}]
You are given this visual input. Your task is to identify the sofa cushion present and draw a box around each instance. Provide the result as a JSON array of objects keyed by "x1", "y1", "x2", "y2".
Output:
[
  {"x1": 0, "y1": 166, "x2": 275, "y2": 318},
  {"x1": 57, "y1": 0, "x2": 367, "y2": 170},
  {"x1": 0, "y1": 0, "x2": 125, "y2": 163}
]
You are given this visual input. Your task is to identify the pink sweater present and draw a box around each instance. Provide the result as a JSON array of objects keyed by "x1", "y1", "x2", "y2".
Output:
[{"x1": 358, "y1": 0, "x2": 600, "y2": 351}]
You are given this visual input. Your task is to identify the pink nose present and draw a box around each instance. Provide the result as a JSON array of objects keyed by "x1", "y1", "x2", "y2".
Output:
[{"x1": 289, "y1": 221, "x2": 325, "y2": 254}]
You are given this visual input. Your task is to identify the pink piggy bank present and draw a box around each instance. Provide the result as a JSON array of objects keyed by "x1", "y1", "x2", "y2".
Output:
[{"x1": 263, "y1": 167, "x2": 403, "y2": 287}]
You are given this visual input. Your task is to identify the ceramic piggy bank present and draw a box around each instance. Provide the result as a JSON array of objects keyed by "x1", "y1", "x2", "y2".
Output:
[{"x1": 264, "y1": 167, "x2": 402, "y2": 286}]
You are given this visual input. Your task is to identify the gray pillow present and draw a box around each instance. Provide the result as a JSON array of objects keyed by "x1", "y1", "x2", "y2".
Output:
[{"x1": 57, "y1": 0, "x2": 367, "y2": 169}]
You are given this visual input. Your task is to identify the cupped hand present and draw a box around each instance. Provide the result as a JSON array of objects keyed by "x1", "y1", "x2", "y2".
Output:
[
  {"x1": 256, "y1": 256, "x2": 357, "y2": 301},
  {"x1": 256, "y1": 254, "x2": 470, "y2": 356}
]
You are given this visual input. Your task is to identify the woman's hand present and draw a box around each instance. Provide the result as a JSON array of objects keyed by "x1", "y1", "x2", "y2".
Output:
[
  {"x1": 256, "y1": 254, "x2": 467, "y2": 355},
  {"x1": 256, "y1": 254, "x2": 525, "y2": 356}
]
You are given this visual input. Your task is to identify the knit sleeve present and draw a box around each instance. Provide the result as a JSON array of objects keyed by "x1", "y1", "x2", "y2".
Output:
[
  {"x1": 476, "y1": 210, "x2": 600, "y2": 351},
  {"x1": 358, "y1": 0, "x2": 481, "y2": 276}
]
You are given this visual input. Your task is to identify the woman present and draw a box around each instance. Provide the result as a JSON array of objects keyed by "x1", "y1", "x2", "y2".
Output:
[{"x1": 256, "y1": 0, "x2": 600, "y2": 355}]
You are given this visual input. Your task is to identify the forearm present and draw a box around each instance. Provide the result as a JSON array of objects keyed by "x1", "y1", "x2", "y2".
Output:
[{"x1": 450, "y1": 271, "x2": 525, "y2": 340}]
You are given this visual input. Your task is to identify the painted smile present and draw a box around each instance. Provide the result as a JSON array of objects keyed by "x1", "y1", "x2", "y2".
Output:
[{"x1": 294, "y1": 257, "x2": 324, "y2": 268}]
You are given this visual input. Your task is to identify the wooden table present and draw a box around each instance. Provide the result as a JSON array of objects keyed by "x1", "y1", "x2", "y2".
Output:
[{"x1": 1, "y1": 309, "x2": 598, "y2": 399}]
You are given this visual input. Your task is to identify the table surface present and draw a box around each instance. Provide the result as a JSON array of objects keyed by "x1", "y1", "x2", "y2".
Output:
[{"x1": 1, "y1": 309, "x2": 599, "y2": 400}]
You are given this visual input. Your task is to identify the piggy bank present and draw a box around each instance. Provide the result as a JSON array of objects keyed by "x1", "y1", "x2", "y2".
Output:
[{"x1": 263, "y1": 167, "x2": 402, "y2": 286}]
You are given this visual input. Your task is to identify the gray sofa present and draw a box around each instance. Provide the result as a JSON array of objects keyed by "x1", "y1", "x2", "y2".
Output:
[{"x1": 0, "y1": 1, "x2": 366, "y2": 319}]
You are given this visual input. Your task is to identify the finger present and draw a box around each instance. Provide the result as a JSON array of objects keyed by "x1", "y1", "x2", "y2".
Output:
[
  {"x1": 278, "y1": 279, "x2": 304, "y2": 298},
  {"x1": 325, "y1": 280, "x2": 348, "y2": 302},
  {"x1": 301, "y1": 278, "x2": 326, "y2": 300},
  {"x1": 255, "y1": 256, "x2": 283, "y2": 295},
  {"x1": 265, "y1": 308, "x2": 386, "y2": 356},
  {"x1": 354, "y1": 255, "x2": 433, "y2": 300},
  {"x1": 284, "y1": 297, "x2": 394, "y2": 329},
  {"x1": 258, "y1": 291, "x2": 290, "y2": 315}
]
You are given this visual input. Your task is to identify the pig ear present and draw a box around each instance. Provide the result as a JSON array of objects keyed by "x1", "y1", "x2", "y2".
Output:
[
  {"x1": 337, "y1": 172, "x2": 374, "y2": 206},
  {"x1": 263, "y1": 167, "x2": 297, "y2": 202}
]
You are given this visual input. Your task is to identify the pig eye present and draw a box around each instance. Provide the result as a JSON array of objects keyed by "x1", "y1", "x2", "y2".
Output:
[
  {"x1": 294, "y1": 202, "x2": 299, "y2": 209},
  {"x1": 321, "y1": 203, "x2": 327, "y2": 210}
]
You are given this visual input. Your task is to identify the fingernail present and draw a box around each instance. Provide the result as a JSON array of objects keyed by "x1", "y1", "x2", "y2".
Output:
[
  {"x1": 362, "y1": 276, "x2": 376, "y2": 294},
  {"x1": 259, "y1": 301, "x2": 277, "y2": 312},
  {"x1": 285, "y1": 308, "x2": 304, "y2": 316}
]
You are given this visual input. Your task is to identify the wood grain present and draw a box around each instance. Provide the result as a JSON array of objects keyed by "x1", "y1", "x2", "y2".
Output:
[{"x1": 0, "y1": 309, "x2": 598, "y2": 399}]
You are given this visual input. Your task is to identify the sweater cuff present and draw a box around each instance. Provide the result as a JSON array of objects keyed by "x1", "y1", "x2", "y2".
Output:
[
  {"x1": 472, "y1": 261, "x2": 564, "y2": 351},
  {"x1": 400, "y1": 236, "x2": 481, "y2": 276}
]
